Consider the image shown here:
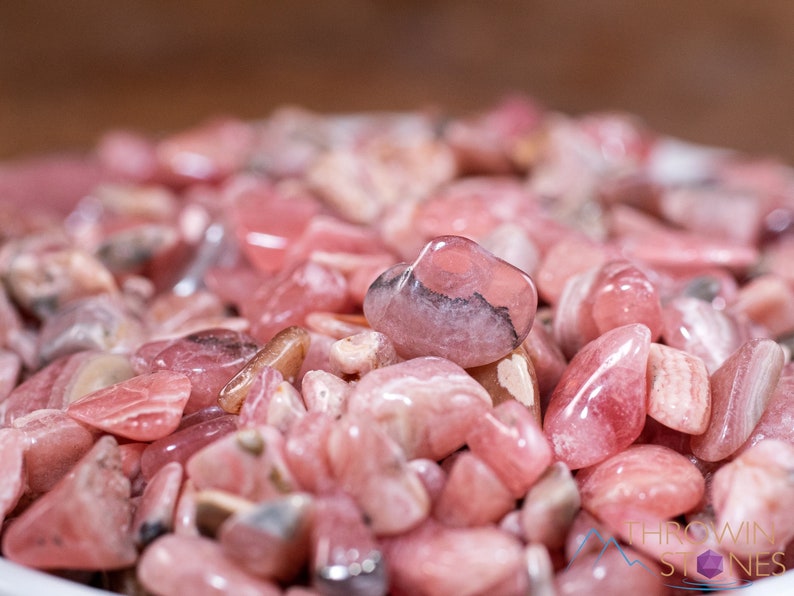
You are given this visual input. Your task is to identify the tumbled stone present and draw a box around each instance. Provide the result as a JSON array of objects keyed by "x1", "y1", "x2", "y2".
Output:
[
  {"x1": 466, "y1": 345, "x2": 541, "y2": 425},
  {"x1": 137, "y1": 534, "x2": 281, "y2": 596},
  {"x1": 0, "y1": 348, "x2": 21, "y2": 401},
  {"x1": 119, "y1": 441, "x2": 147, "y2": 497},
  {"x1": 543, "y1": 324, "x2": 651, "y2": 469},
  {"x1": 577, "y1": 444, "x2": 705, "y2": 528},
  {"x1": 646, "y1": 342, "x2": 711, "y2": 435},
  {"x1": 691, "y1": 338, "x2": 784, "y2": 462},
  {"x1": 346, "y1": 357, "x2": 492, "y2": 460},
  {"x1": 0, "y1": 428, "x2": 26, "y2": 524},
  {"x1": 219, "y1": 325, "x2": 310, "y2": 414},
  {"x1": 328, "y1": 330, "x2": 398, "y2": 378},
  {"x1": 520, "y1": 461, "x2": 581, "y2": 550},
  {"x1": 132, "y1": 461, "x2": 183, "y2": 548},
  {"x1": 146, "y1": 328, "x2": 260, "y2": 415},
  {"x1": 304, "y1": 311, "x2": 371, "y2": 340},
  {"x1": 730, "y1": 274, "x2": 794, "y2": 337},
  {"x1": 236, "y1": 366, "x2": 285, "y2": 427},
  {"x1": 310, "y1": 493, "x2": 388, "y2": 596},
  {"x1": 2, "y1": 435, "x2": 136, "y2": 570},
  {"x1": 711, "y1": 439, "x2": 794, "y2": 555},
  {"x1": 300, "y1": 369, "x2": 351, "y2": 418},
  {"x1": 67, "y1": 371, "x2": 192, "y2": 441},
  {"x1": 524, "y1": 543, "x2": 557, "y2": 596},
  {"x1": 382, "y1": 519, "x2": 528, "y2": 596},
  {"x1": 13, "y1": 409, "x2": 98, "y2": 493},
  {"x1": 535, "y1": 235, "x2": 611, "y2": 306},
  {"x1": 522, "y1": 319, "x2": 568, "y2": 403},
  {"x1": 194, "y1": 489, "x2": 255, "y2": 537},
  {"x1": 284, "y1": 412, "x2": 338, "y2": 495},
  {"x1": 186, "y1": 426, "x2": 296, "y2": 502},
  {"x1": 433, "y1": 451, "x2": 514, "y2": 527},
  {"x1": 408, "y1": 458, "x2": 447, "y2": 505},
  {"x1": 327, "y1": 413, "x2": 430, "y2": 535},
  {"x1": 467, "y1": 399, "x2": 552, "y2": 498},
  {"x1": 140, "y1": 413, "x2": 237, "y2": 480},
  {"x1": 364, "y1": 235, "x2": 537, "y2": 368},
  {"x1": 739, "y1": 363, "x2": 794, "y2": 451},
  {"x1": 219, "y1": 492, "x2": 314, "y2": 582}
]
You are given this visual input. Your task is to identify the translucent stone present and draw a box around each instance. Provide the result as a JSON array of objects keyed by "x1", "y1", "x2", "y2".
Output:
[
  {"x1": 577, "y1": 444, "x2": 705, "y2": 527},
  {"x1": 300, "y1": 369, "x2": 351, "y2": 418},
  {"x1": 0, "y1": 428, "x2": 26, "y2": 524},
  {"x1": 186, "y1": 426, "x2": 296, "y2": 502},
  {"x1": 12, "y1": 409, "x2": 98, "y2": 493},
  {"x1": 364, "y1": 235, "x2": 537, "y2": 368},
  {"x1": 327, "y1": 413, "x2": 430, "y2": 535},
  {"x1": 739, "y1": 363, "x2": 794, "y2": 451},
  {"x1": 543, "y1": 324, "x2": 651, "y2": 469},
  {"x1": 137, "y1": 534, "x2": 281, "y2": 596},
  {"x1": 328, "y1": 330, "x2": 398, "y2": 379},
  {"x1": 433, "y1": 451, "x2": 514, "y2": 527},
  {"x1": 467, "y1": 399, "x2": 552, "y2": 498},
  {"x1": 245, "y1": 260, "x2": 350, "y2": 344},
  {"x1": 310, "y1": 494, "x2": 388, "y2": 596},
  {"x1": 146, "y1": 328, "x2": 260, "y2": 415},
  {"x1": 284, "y1": 412, "x2": 338, "y2": 495},
  {"x1": 2, "y1": 436, "x2": 136, "y2": 570},
  {"x1": 661, "y1": 296, "x2": 746, "y2": 373},
  {"x1": 382, "y1": 519, "x2": 527, "y2": 596},
  {"x1": 218, "y1": 325, "x2": 310, "y2": 414},
  {"x1": 219, "y1": 492, "x2": 314, "y2": 582},
  {"x1": 711, "y1": 440, "x2": 794, "y2": 556},
  {"x1": 520, "y1": 461, "x2": 581, "y2": 550},
  {"x1": 67, "y1": 370, "x2": 192, "y2": 441},
  {"x1": 140, "y1": 414, "x2": 237, "y2": 480},
  {"x1": 346, "y1": 357, "x2": 492, "y2": 460},
  {"x1": 466, "y1": 345, "x2": 541, "y2": 426},
  {"x1": 131, "y1": 461, "x2": 183, "y2": 548},
  {"x1": 691, "y1": 338, "x2": 785, "y2": 462},
  {"x1": 646, "y1": 342, "x2": 711, "y2": 434}
]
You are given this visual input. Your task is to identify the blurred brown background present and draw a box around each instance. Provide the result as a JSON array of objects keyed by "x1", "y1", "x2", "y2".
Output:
[{"x1": 2, "y1": 1, "x2": 794, "y2": 161}]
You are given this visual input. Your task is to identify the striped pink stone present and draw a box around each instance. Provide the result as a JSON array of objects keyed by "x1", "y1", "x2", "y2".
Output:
[{"x1": 67, "y1": 370, "x2": 192, "y2": 441}]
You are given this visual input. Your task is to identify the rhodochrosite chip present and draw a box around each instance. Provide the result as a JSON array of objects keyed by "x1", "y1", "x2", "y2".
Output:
[
  {"x1": 364, "y1": 235, "x2": 537, "y2": 368},
  {"x1": 543, "y1": 324, "x2": 651, "y2": 469},
  {"x1": 2, "y1": 435, "x2": 136, "y2": 570}
]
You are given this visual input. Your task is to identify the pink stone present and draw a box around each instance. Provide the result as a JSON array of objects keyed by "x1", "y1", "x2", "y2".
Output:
[
  {"x1": 433, "y1": 451, "x2": 514, "y2": 527},
  {"x1": 140, "y1": 413, "x2": 237, "y2": 480},
  {"x1": 237, "y1": 366, "x2": 285, "y2": 427},
  {"x1": 67, "y1": 370, "x2": 192, "y2": 441},
  {"x1": 12, "y1": 408, "x2": 98, "y2": 493},
  {"x1": 661, "y1": 296, "x2": 746, "y2": 373},
  {"x1": 691, "y1": 338, "x2": 785, "y2": 462},
  {"x1": 131, "y1": 461, "x2": 183, "y2": 548},
  {"x1": 300, "y1": 369, "x2": 351, "y2": 418},
  {"x1": 137, "y1": 534, "x2": 281, "y2": 596},
  {"x1": 346, "y1": 357, "x2": 492, "y2": 460},
  {"x1": 145, "y1": 328, "x2": 260, "y2": 415},
  {"x1": 304, "y1": 311, "x2": 371, "y2": 340},
  {"x1": 284, "y1": 412, "x2": 338, "y2": 495},
  {"x1": 577, "y1": 444, "x2": 705, "y2": 526},
  {"x1": 467, "y1": 399, "x2": 552, "y2": 498},
  {"x1": 143, "y1": 290, "x2": 229, "y2": 339},
  {"x1": 520, "y1": 461, "x2": 581, "y2": 549},
  {"x1": 740, "y1": 363, "x2": 794, "y2": 451},
  {"x1": 711, "y1": 440, "x2": 794, "y2": 557},
  {"x1": 536, "y1": 235, "x2": 610, "y2": 306},
  {"x1": 730, "y1": 274, "x2": 794, "y2": 337},
  {"x1": 0, "y1": 428, "x2": 26, "y2": 524},
  {"x1": 480, "y1": 222, "x2": 541, "y2": 278},
  {"x1": 328, "y1": 330, "x2": 398, "y2": 378},
  {"x1": 262, "y1": 380, "x2": 307, "y2": 433},
  {"x1": 364, "y1": 235, "x2": 537, "y2": 368},
  {"x1": 219, "y1": 492, "x2": 314, "y2": 582},
  {"x1": 186, "y1": 426, "x2": 296, "y2": 501},
  {"x1": 119, "y1": 442, "x2": 147, "y2": 497},
  {"x1": 522, "y1": 318, "x2": 568, "y2": 403},
  {"x1": 646, "y1": 342, "x2": 711, "y2": 435},
  {"x1": 2, "y1": 435, "x2": 136, "y2": 570},
  {"x1": 543, "y1": 324, "x2": 651, "y2": 469},
  {"x1": 407, "y1": 458, "x2": 447, "y2": 505},
  {"x1": 245, "y1": 260, "x2": 350, "y2": 344},
  {"x1": 310, "y1": 493, "x2": 388, "y2": 595},
  {"x1": 382, "y1": 519, "x2": 528, "y2": 596},
  {"x1": 327, "y1": 413, "x2": 430, "y2": 535}
]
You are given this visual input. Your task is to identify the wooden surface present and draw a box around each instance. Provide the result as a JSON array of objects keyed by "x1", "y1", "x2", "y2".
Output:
[{"x1": 2, "y1": 1, "x2": 794, "y2": 161}]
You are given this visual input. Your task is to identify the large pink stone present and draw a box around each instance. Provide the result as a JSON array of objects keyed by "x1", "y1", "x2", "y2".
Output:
[
  {"x1": 363, "y1": 235, "x2": 537, "y2": 368},
  {"x1": 466, "y1": 399, "x2": 552, "y2": 498},
  {"x1": 137, "y1": 534, "x2": 281, "y2": 596},
  {"x1": 327, "y1": 413, "x2": 430, "y2": 535},
  {"x1": 382, "y1": 519, "x2": 528, "y2": 596},
  {"x1": 346, "y1": 357, "x2": 492, "y2": 460},
  {"x1": 66, "y1": 370, "x2": 192, "y2": 441},
  {"x1": 2, "y1": 435, "x2": 136, "y2": 570},
  {"x1": 577, "y1": 444, "x2": 705, "y2": 528},
  {"x1": 543, "y1": 324, "x2": 651, "y2": 469},
  {"x1": 691, "y1": 338, "x2": 784, "y2": 462}
]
